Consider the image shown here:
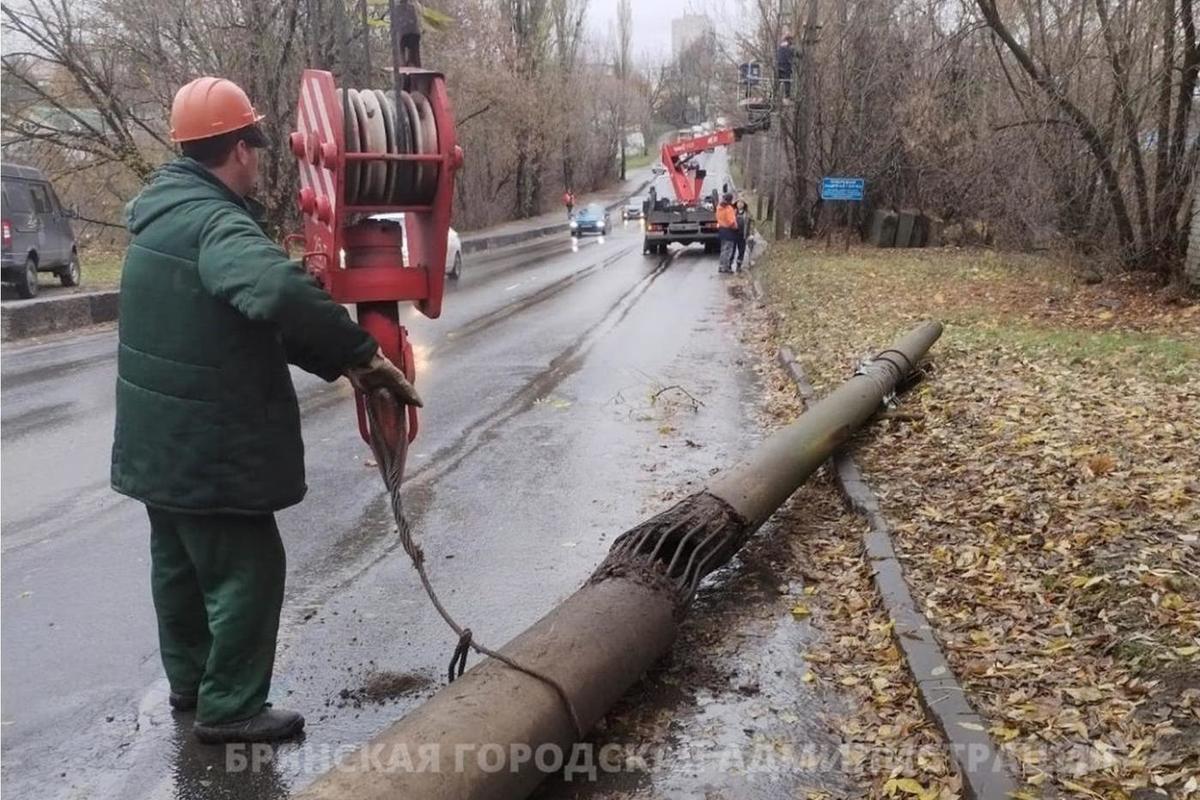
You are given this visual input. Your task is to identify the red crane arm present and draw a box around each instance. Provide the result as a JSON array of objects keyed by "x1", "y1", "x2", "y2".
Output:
[{"x1": 659, "y1": 128, "x2": 740, "y2": 205}]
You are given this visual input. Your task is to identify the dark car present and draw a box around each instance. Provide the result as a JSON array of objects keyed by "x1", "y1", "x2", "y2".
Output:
[
  {"x1": 2, "y1": 164, "x2": 80, "y2": 298},
  {"x1": 570, "y1": 203, "x2": 610, "y2": 237}
]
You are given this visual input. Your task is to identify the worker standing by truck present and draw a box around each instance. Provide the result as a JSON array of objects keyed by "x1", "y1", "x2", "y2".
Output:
[
  {"x1": 111, "y1": 77, "x2": 422, "y2": 745},
  {"x1": 716, "y1": 193, "x2": 738, "y2": 273},
  {"x1": 776, "y1": 33, "x2": 796, "y2": 101},
  {"x1": 734, "y1": 198, "x2": 752, "y2": 271}
]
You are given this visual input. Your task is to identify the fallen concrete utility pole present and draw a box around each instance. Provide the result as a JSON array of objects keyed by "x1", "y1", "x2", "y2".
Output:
[{"x1": 298, "y1": 320, "x2": 944, "y2": 800}]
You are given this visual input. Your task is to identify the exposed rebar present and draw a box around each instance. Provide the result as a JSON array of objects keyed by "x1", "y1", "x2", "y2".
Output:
[{"x1": 591, "y1": 492, "x2": 748, "y2": 611}]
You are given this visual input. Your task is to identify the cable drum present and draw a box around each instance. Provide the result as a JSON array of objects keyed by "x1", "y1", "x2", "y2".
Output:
[
  {"x1": 335, "y1": 88, "x2": 362, "y2": 206},
  {"x1": 356, "y1": 89, "x2": 388, "y2": 201},
  {"x1": 340, "y1": 86, "x2": 439, "y2": 206},
  {"x1": 396, "y1": 90, "x2": 422, "y2": 202},
  {"x1": 410, "y1": 92, "x2": 439, "y2": 202}
]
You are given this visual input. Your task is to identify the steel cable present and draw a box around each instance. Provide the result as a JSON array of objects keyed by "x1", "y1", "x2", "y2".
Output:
[{"x1": 362, "y1": 388, "x2": 585, "y2": 740}]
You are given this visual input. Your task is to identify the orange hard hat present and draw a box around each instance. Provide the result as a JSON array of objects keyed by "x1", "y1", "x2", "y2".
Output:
[{"x1": 170, "y1": 77, "x2": 265, "y2": 143}]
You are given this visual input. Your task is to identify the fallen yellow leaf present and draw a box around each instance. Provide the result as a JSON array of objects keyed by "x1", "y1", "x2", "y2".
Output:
[
  {"x1": 882, "y1": 777, "x2": 936, "y2": 799},
  {"x1": 1161, "y1": 593, "x2": 1186, "y2": 610},
  {"x1": 990, "y1": 725, "x2": 1021, "y2": 741},
  {"x1": 1059, "y1": 778, "x2": 1105, "y2": 798},
  {"x1": 1064, "y1": 686, "x2": 1104, "y2": 703}
]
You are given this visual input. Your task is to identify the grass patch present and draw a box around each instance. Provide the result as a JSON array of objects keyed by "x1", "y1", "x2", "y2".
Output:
[
  {"x1": 957, "y1": 322, "x2": 1199, "y2": 383},
  {"x1": 80, "y1": 247, "x2": 124, "y2": 289},
  {"x1": 624, "y1": 151, "x2": 656, "y2": 171},
  {"x1": 760, "y1": 242, "x2": 1198, "y2": 384}
]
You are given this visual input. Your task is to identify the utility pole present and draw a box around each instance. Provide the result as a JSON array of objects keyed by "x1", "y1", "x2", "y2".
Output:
[
  {"x1": 297, "y1": 322, "x2": 946, "y2": 800},
  {"x1": 773, "y1": 117, "x2": 787, "y2": 239},
  {"x1": 791, "y1": 0, "x2": 819, "y2": 238},
  {"x1": 755, "y1": 129, "x2": 767, "y2": 219},
  {"x1": 766, "y1": 0, "x2": 786, "y2": 228}
]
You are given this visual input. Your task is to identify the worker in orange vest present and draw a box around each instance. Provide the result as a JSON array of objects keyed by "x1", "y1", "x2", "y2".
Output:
[
  {"x1": 716, "y1": 193, "x2": 738, "y2": 273},
  {"x1": 563, "y1": 190, "x2": 575, "y2": 218}
]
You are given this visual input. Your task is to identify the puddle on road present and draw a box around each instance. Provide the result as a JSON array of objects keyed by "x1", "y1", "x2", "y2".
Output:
[{"x1": 535, "y1": 492, "x2": 857, "y2": 800}]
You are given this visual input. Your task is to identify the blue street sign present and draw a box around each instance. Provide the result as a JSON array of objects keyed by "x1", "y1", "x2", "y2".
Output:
[{"x1": 821, "y1": 177, "x2": 865, "y2": 201}]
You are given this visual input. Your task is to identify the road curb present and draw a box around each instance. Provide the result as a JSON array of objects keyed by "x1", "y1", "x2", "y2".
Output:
[
  {"x1": 774, "y1": 346, "x2": 1018, "y2": 800},
  {"x1": 460, "y1": 222, "x2": 566, "y2": 254},
  {"x1": 1, "y1": 291, "x2": 120, "y2": 342},
  {"x1": 1, "y1": 180, "x2": 654, "y2": 343},
  {"x1": 461, "y1": 178, "x2": 651, "y2": 255}
]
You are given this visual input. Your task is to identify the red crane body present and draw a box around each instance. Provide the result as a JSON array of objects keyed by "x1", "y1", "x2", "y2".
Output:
[
  {"x1": 289, "y1": 67, "x2": 463, "y2": 478},
  {"x1": 660, "y1": 129, "x2": 739, "y2": 206},
  {"x1": 642, "y1": 120, "x2": 767, "y2": 255}
]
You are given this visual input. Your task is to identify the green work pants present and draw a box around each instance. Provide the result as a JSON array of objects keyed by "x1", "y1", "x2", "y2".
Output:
[{"x1": 147, "y1": 506, "x2": 286, "y2": 725}]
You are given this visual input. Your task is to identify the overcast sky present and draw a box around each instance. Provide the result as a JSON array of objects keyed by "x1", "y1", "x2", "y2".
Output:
[{"x1": 586, "y1": 0, "x2": 707, "y2": 62}]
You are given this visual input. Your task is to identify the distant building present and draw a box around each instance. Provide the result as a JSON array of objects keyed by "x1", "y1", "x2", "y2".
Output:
[
  {"x1": 624, "y1": 129, "x2": 645, "y2": 154},
  {"x1": 671, "y1": 15, "x2": 713, "y2": 57}
]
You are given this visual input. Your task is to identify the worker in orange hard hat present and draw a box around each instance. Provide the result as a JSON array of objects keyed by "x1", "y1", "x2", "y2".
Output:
[
  {"x1": 168, "y1": 76, "x2": 271, "y2": 195},
  {"x1": 113, "y1": 76, "x2": 421, "y2": 745}
]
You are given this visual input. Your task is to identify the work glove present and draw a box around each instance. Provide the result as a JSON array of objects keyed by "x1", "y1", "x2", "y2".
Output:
[{"x1": 346, "y1": 351, "x2": 424, "y2": 408}]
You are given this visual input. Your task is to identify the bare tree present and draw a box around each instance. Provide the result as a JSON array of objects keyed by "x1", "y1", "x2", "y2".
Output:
[
  {"x1": 737, "y1": 0, "x2": 1196, "y2": 282},
  {"x1": 616, "y1": 0, "x2": 631, "y2": 180},
  {"x1": 550, "y1": 0, "x2": 588, "y2": 192}
]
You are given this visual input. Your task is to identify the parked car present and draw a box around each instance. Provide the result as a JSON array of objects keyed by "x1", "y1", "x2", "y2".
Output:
[
  {"x1": 369, "y1": 212, "x2": 463, "y2": 279},
  {"x1": 1, "y1": 163, "x2": 80, "y2": 298},
  {"x1": 570, "y1": 203, "x2": 610, "y2": 237},
  {"x1": 622, "y1": 199, "x2": 645, "y2": 221}
]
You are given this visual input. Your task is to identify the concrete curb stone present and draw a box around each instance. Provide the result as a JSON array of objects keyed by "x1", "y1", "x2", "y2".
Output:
[
  {"x1": 748, "y1": 268, "x2": 1016, "y2": 797},
  {"x1": 1, "y1": 291, "x2": 119, "y2": 341},
  {"x1": 770, "y1": 340, "x2": 1019, "y2": 800}
]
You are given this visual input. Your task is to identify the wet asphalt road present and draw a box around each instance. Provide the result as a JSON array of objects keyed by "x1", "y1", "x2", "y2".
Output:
[{"x1": 0, "y1": 151, "x2": 789, "y2": 798}]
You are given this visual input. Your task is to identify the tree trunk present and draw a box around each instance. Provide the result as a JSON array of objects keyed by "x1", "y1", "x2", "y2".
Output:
[{"x1": 977, "y1": 0, "x2": 1141, "y2": 263}]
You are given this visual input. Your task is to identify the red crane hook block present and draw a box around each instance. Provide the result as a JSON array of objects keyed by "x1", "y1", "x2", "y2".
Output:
[{"x1": 289, "y1": 68, "x2": 464, "y2": 448}]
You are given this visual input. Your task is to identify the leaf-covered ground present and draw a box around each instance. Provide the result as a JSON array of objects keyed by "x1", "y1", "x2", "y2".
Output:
[{"x1": 752, "y1": 243, "x2": 1199, "y2": 799}]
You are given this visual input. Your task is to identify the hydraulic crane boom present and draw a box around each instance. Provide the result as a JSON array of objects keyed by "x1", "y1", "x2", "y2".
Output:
[
  {"x1": 661, "y1": 128, "x2": 739, "y2": 205},
  {"x1": 660, "y1": 118, "x2": 770, "y2": 205},
  {"x1": 642, "y1": 116, "x2": 770, "y2": 256}
]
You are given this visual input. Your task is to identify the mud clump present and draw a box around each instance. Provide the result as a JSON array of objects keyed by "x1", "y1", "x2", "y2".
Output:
[{"x1": 338, "y1": 671, "x2": 432, "y2": 708}]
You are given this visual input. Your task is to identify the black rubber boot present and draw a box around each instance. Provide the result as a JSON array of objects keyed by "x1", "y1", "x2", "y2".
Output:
[
  {"x1": 169, "y1": 692, "x2": 198, "y2": 711},
  {"x1": 193, "y1": 707, "x2": 305, "y2": 744}
]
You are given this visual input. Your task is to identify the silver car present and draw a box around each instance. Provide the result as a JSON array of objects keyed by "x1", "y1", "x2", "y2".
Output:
[{"x1": 369, "y1": 212, "x2": 463, "y2": 279}]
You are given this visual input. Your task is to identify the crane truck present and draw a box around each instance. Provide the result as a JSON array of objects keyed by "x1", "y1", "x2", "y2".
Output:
[{"x1": 642, "y1": 116, "x2": 769, "y2": 256}]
